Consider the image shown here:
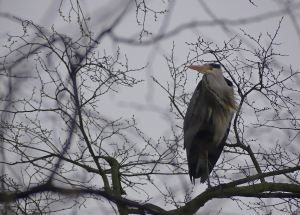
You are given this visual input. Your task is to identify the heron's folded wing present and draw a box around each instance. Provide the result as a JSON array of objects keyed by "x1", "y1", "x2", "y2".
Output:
[{"x1": 184, "y1": 81, "x2": 209, "y2": 155}]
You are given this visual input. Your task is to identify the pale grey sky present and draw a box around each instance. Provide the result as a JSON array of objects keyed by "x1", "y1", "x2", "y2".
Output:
[{"x1": 1, "y1": 0, "x2": 300, "y2": 214}]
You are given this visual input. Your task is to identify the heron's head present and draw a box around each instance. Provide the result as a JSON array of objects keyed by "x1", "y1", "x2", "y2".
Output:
[{"x1": 188, "y1": 63, "x2": 222, "y2": 75}]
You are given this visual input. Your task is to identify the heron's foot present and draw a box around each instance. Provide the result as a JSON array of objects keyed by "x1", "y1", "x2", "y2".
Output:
[
  {"x1": 204, "y1": 181, "x2": 211, "y2": 191},
  {"x1": 205, "y1": 184, "x2": 212, "y2": 192}
]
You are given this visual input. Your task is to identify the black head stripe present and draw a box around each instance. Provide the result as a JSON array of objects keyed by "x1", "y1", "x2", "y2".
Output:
[{"x1": 208, "y1": 63, "x2": 221, "y2": 69}]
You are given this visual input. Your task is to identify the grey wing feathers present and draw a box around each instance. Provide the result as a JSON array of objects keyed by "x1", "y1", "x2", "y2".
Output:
[{"x1": 184, "y1": 81, "x2": 207, "y2": 155}]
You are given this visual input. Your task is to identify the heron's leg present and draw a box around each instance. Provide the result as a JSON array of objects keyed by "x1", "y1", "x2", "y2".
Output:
[{"x1": 205, "y1": 150, "x2": 211, "y2": 188}]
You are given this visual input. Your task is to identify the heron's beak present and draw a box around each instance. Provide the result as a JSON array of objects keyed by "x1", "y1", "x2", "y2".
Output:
[{"x1": 188, "y1": 65, "x2": 210, "y2": 74}]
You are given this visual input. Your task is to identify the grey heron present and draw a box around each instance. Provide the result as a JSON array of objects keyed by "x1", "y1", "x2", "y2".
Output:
[{"x1": 184, "y1": 63, "x2": 237, "y2": 187}]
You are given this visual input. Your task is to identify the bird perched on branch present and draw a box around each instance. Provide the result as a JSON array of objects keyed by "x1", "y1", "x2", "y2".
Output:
[{"x1": 184, "y1": 63, "x2": 237, "y2": 187}]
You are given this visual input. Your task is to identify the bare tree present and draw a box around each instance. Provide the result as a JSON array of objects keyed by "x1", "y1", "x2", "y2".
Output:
[{"x1": 1, "y1": 1, "x2": 300, "y2": 215}]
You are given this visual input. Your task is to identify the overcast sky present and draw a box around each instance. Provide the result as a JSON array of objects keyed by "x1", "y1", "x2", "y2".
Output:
[{"x1": 1, "y1": 0, "x2": 300, "y2": 214}]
